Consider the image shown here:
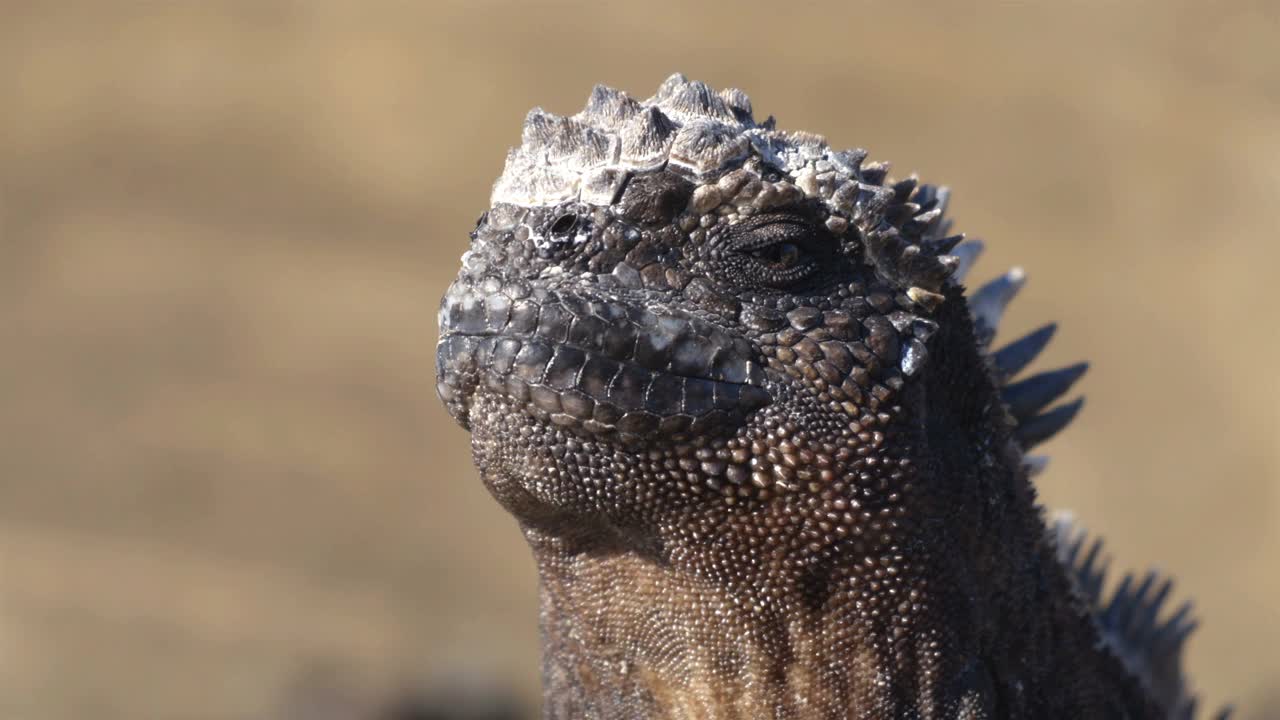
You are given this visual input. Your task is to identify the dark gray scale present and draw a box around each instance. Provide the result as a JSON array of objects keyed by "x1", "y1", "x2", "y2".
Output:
[
  {"x1": 1002, "y1": 364, "x2": 1088, "y2": 429},
  {"x1": 1015, "y1": 397, "x2": 1086, "y2": 449},
  {"x1": 1053, "y1": 517, "x2": 1234, "y2": 720},
  {"x1": 991, "y1": 323, "x2": 1058, "y2": 381}
]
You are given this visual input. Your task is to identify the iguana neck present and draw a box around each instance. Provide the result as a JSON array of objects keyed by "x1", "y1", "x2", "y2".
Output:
[
  {"x1": 521, "y1": 456, "x2": 1158, "y2": 720},
  {"x1": 524, "y1": 502, "x2": 991, "y2": 720}
]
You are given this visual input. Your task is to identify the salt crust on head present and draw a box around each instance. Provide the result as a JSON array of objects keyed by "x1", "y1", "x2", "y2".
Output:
[{"x1": 490, "y1": 73, "x2": 882, "y2": 219}]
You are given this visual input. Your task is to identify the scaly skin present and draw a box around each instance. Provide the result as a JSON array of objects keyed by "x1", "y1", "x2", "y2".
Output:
[{"x1": 435, "y1": 74, "x2": 1196, "y2": 719}]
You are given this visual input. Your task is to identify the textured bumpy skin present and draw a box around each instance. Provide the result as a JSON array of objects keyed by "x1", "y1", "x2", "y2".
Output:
[{"x1": 436, "y1": 74, "x2": 1224, "y2": 719}]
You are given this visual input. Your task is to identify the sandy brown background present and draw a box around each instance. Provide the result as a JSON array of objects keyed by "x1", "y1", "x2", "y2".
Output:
[{"x1": 1, "y1": 2, "x2": 1277, "y2": 718}]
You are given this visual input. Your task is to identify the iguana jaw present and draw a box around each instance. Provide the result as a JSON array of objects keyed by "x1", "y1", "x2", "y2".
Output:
[{"x1": 436, "y1": 282, "x2": 772, "y2": 442}]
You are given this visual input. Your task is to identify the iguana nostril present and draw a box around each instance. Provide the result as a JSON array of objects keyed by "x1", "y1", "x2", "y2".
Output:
[
  {"x1": 534, "y1": 208, "x2": 593, "y2": 259},
  {"x1": 549, "y1": 213, "x2": 578, "y2": 236}
]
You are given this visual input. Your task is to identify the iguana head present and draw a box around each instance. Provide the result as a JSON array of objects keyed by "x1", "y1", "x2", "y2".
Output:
[
  {"x1": 433, "y1": 75, "x2": 1210, "y2": 718},
  {"x1": 436, "y1": 72, "x2": 1077, "y2": 593}
]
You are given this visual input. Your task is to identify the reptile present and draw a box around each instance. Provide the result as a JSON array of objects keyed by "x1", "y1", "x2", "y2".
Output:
[{"x1": 434, "y1": 74, "x2": 1227, "y2": 719}]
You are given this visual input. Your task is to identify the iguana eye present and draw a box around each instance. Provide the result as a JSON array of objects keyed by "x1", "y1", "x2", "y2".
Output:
[
  {"x1": 723, "y1": 217, "x2": 824, "y2": 288},
  {"x1": 749, "y1": 241, "x2": 804, "y2": 269}
]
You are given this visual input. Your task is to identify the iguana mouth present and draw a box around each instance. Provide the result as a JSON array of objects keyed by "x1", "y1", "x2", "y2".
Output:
[{"x1": 436, "y1": 285, "x2": 771, "y2": 440}]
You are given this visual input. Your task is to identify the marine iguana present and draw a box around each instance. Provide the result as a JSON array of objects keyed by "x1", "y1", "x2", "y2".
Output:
[{"x1": 435, "y1": 74, "x2": 1225, "y2": 719}]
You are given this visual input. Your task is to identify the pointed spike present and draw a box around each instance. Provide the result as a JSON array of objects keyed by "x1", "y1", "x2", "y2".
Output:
[
  {"x1": 932, "y1": 186, "x2": 951, "y2": 217},
  {"x1": 1105, "y1": 572, "x2": 1137, "y2": 629},
  {"x1": 1130, "y1": 571, "x2": 1157, "y2": 605},
  {"x1": 951, "y1": 239, "x2": 986, "y2": 282},
  {"x1": 1014, "y1": 396, "x2": 1085, "y2": 448},
  {"x1": 891, "y1": 176, "x2": 918, "y2": 202},
  {"x1": 649, "y1": 72, "x2": 690, "y2": 103},
  {"x1": 1149, "y1": 575, "x2": 1174, "y2": 614},
  {"x1": 1131, "y1": 571, "x2": 1172, "y2": 638},
  {"x1": 521, "y1": 109, "x2": 612, "y2": 165},
  {"x1": 668, "y1": 119, "x2": 751, "y2": 176},
  {"x1": 1002, "y1": 362, "x2": 1088, "y2": 421},
  {"x1": 1062, "y1": 534, "x2": 1083, "y2": 567},
  {"x1": 911, "y1": 207, "x2": 943, "y2": 228},
  {"x1": 930, "y1": 233, "x2": 965, "y2": 255},
  {"x1": 1138, "y1": 576, "x2": 1174, "y2": 639},
  {"x1": 718, "y1": 87, "x2": 755, "y2": 124},
  {"x1": 1080, "y1": 536, "x2": 1104, "y2": 584},
  {"x1": 521, "y1": 107, "x2": 556, "y2": 144},
  {"x1": 1048, "y1": 514, "x2": 1206, "y2": 716},
  {"x1": 619, "y1": 106, "x2": 677, "y2": 168},
  {"x1": 1085, "y1": 555, "x2": 1110, "y2": 601},
  {"x1": 1023, "y1": 454, "x2": 1050, "y2": 478},
  {"x1": 834, "y1": 148, "x2": 867, "y2": 174},
  {"x1": 578, "y1": 84, "x2": 641, "y2": 128},
  {"x1": 969, "y1": 266, "x2": 1026, "y2": 342},
  {"x1": 992, "y1": 323, "x2": 1059, "y2": 381},
  {"x1": 1156, "y1": 602, "x2": 1197, "y2": 650},
  {"x1": 1176, "y1": 617, "x2": 1201, "y2": 645},
  {"x1": 861, "y1": 161, "x2": 890, "y2": 185},
  {"x1": 1071, "y1": 532, "x2": 1104, "y2": 601},
  {"x1": 659, "y1": 79, "x2": 736, "y2": 123},
  {"x1": 1065, "y1": 521, "x2": 1084, "y2": 558},
  {"x1": 909, "y1": 182, "x2": 937, "y2": 209},
  {"x1": 1164, "y1": 602, "x2": 1199, "y2": 645},
  {"x1": 1050, "y1": 511, "x2": 1079, "y2": 561}
]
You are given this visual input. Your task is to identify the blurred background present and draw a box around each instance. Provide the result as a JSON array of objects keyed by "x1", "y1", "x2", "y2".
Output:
[{"x1": 1, "y1": 1, "x2": 1277, "y2": 718}]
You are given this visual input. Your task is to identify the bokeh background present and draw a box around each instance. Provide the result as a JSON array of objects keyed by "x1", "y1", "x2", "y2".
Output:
[{"x1": 2, "y1": 2, "x2": 1277, "y2": 718}]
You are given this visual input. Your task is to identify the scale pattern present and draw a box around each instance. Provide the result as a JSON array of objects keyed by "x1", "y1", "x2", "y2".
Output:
[{"x1": 435, "y1": 74, "x2": 1221, "y2": 719}]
